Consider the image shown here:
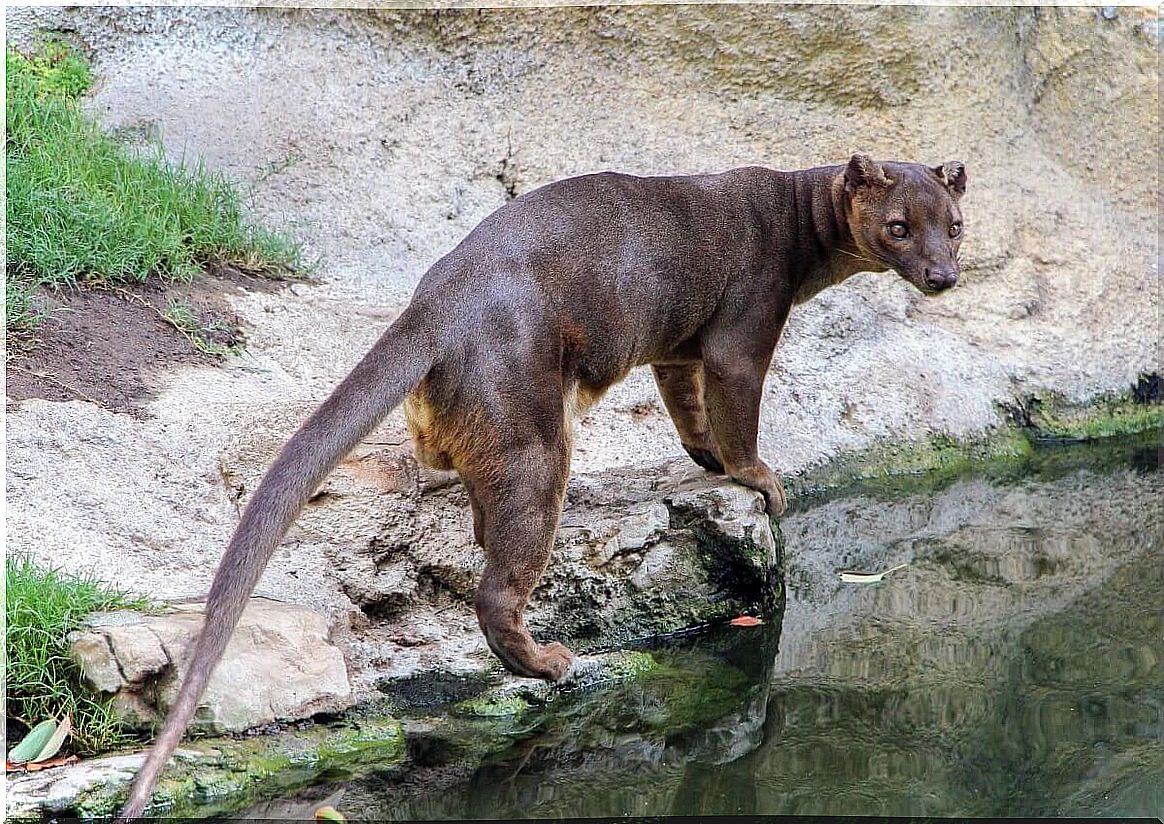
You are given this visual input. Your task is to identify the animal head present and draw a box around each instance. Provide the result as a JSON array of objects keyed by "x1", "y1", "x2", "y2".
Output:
[{"x1": 841, "y1": 153, "x2": 967, "y2": 294}]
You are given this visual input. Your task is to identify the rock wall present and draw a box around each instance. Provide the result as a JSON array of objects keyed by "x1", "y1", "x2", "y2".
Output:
[{"x1": 4, "y1": 5, "x2": 1158, "y2": 690}]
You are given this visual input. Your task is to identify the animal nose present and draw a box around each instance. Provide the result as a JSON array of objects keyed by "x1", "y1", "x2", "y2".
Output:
[{"x1": 924, "y1": 267, "x2": 958, "y2": 290}]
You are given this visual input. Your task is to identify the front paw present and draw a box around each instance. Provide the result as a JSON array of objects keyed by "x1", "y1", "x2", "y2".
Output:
[
  {"x1": 761, "y1": 475, "x2": 788, "y2": 517},
  {"x1": 730, "y1": 462, "x2": 787, "y2": 517}
]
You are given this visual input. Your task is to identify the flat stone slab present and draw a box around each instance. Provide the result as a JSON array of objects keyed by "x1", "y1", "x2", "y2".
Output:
[{"x1": 69, "y1": 597, "x2": 353, "y2": 734}]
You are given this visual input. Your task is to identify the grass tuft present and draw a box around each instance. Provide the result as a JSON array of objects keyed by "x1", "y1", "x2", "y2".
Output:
[
  {"x1": 5, "y1": 554, "x2": 154, "y2": 755},
  {"x1": 5, "y1": 41, "x2": 302, "y2": 339},
  {"x1": 162, "y1": 297, "x2": 241, "y2": 357}
]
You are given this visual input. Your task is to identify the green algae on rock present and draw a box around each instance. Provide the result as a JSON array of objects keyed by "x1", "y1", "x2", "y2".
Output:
[
  {"x1": 784, "y1": 381, "x2": 1162, "y2": 507},
  {"x1": 1017, "y1": 387, "x2": 1163, "y2": 443},
  {"x1": 450, "y1": 650, "x2": 661, "y2": 719},
  {"x1": 51, "y1": 719, "x2": 405, "y2": 820},
  {"x1": 453, "y1": 693, "x2": 532, "y2": 719},
  {"x1": 785, "y1": 426, "x2": 1035, "y2": 504},
  {"x1": 440, "y1": 648, "x2": 758, "y2": 748}
]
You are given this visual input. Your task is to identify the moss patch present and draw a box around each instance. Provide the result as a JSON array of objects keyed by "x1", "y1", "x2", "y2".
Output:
[
  {"x1": 431, "y1": 648, "x2": 755, "y2": 767},
  {"x1": 1018, "y1": 389, "x2": 1164, "y2": 442},
  {"x1": 450, "y1": 650, "x2": 662, "y2": 719},
  {"x1": 591, "y1": 650, "x2": 658, "y2": 682},
  {"x1": 453, "y1": 693, "x2": 531, "y2": 719},
  {"x1": 785, "y1": 382, "x2": 1162, "y2": 507},
  {"x1": 644, "y1": 659, "x2": 752, "y2": 734},
  {"x1": 69, "y1": 718, "x2": 404, "y2": 819},
  {"x1": 786, "y1": 425, "x2": 1033, "y2": 504}
]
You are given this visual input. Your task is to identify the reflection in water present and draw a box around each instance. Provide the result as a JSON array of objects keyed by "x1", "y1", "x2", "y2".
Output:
[{"x1": 284, "y1": 437, "x2": 1164, "y2": 819}]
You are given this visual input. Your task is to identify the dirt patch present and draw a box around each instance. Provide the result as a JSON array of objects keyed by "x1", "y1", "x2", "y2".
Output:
[{"x1": 5, "y1": 269, "x2": 281, "y2": 418}]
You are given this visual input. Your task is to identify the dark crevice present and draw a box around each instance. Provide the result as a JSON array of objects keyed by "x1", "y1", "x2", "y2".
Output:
[
  {"x1": 1133, "y1": 373, "x2": 1161, "y2": 404},
  {"x1": 495, "y1": 130, "x2": 518, "y2": 201}
]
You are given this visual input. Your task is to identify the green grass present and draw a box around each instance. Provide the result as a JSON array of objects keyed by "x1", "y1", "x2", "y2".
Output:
[
  {"x1": 5, "y1": 554, "x2": 154, "y2": 755},
  {"x1": 5, "y1": 41, "x2": 302, "y2": 338}
]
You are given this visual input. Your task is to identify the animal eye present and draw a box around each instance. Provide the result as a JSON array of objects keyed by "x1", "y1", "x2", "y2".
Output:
[
  {"x1": 887, "y1": 221, "x2": 909, "y2": 239},
  {"x1": 950, "y1": 222, "x2": 963, "y2": 238}
]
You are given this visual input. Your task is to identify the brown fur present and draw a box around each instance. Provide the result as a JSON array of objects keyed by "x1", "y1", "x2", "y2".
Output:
[{"x1": 118, "y1": 153, "x2": 965, "y2": 819}]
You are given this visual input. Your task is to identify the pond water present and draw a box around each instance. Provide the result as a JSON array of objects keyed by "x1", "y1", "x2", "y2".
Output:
[{"x1": 254, "y1": 434, "x2": 1163, "y2": 820}]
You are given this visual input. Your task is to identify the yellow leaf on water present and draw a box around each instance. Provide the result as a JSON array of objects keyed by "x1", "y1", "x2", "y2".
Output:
[{"x1": 315, "y1": 805, "x2": 346, "y2": 822}]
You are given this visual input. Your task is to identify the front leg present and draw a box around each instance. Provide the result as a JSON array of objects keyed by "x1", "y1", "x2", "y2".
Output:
[
  {"x1": 702, "y1": 352, "x2": 787, "y2": 517},
  {"x1": 651, "y1": 363, "x2": 724, "y2": 473}
]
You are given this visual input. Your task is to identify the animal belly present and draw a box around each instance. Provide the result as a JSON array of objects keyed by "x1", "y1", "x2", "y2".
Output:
[
  {"x1": 563, "y1": 380, "x2": 612, "y2": 421},
  {"x1": 403, "y1": 392, "x2": 455, "y2": 470}
]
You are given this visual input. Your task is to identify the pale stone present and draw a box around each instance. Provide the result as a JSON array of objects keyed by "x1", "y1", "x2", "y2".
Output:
[
  {"x1": 630, "y1": 543, "x2": 678, "y2": 591},
  {"x1": 68, "y1": 634, "x2": 124, "y2": 694},
  {"x1": 106, "y1": 623, "x2": 169, "y2": 683},
  {"x1": 68, "y1": 598, "x2": 352, "y2": 734},
  {"x1": 616, "y1": 504, "x2": 670, "y2": 552}
]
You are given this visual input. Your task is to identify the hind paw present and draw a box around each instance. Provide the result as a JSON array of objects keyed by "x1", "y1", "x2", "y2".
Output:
[{"x1": 535, "y1": 642, "x2": 576, "y2": 682}]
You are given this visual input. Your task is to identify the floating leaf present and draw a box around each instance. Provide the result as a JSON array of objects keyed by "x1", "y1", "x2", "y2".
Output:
[
  {"x1": 7, "y1": 719, "x2": 58, "y2": 765},
  {"x1": 315, "y1": 805, "x2": 346, "y2": 822},
  {"x1": 33, "y1": 714, "x2": 72, "y2": 763},
  {"x1": 837, "y1": 562, "x2": 908, "y2": 584},
  {"x1": 730, "y1": 615, "x2": 763, "y2": 627}
]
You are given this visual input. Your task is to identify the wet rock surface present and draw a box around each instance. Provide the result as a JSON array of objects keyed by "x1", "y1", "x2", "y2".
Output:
[
  {"x1": 253, "y1": 435, "x2": 782, "y2": 684},
  {"x1": 7, "y1": 436, "x2": 1160, "y2": 820},
  {"x1": 4, "y1": 718, "x2": 404, "y2": 820},
  {"x1": 250, "y1": 443, "x2": 786, "y2": 686}
]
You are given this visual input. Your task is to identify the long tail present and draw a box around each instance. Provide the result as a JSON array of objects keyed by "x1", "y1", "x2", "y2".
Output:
[{"x1": 118, "y1": 312, "x2": 437, "y2": 821}]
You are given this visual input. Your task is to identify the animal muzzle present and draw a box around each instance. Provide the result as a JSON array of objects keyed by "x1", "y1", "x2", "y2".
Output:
[{"x1": 923, "y1": 266, "x2": 958, "y2": 291}]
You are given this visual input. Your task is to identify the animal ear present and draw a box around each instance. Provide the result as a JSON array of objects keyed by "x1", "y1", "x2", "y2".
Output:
[
  {"x1": 844, "y1": 153, "x2": 893, "y2": 193},
  {"x1": 934, "y1": 160, "x2": 967, "y2": 198}
]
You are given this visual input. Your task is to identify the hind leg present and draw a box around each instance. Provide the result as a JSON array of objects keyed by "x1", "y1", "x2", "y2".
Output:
[{"x1": 463, "y1": 436, "x2": 574, "y2": 682}]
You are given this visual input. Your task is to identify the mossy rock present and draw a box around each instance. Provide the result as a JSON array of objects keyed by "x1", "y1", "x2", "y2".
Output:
[
  {"x1": 451, "y1": 650, "x2": 661, "y2": 719},
  {"x1": 68, "y1": 718, "x2": 405, "y2": 819},
  {"x1": 785, "y1": 381, "x2": 1163, "y2": 507},
  {"x1": 786, "y1": 425, "x2": 1034, "y2": 504},
  {"x1": 453, "y1": 693, "x2": 532, "y2": 718},
  {"x1": 439, "y1": 645, "x2": 757, "y2": 755},
  {"x1": 1019, "y1": 388, "x2": 1163, "y2": 443}
]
